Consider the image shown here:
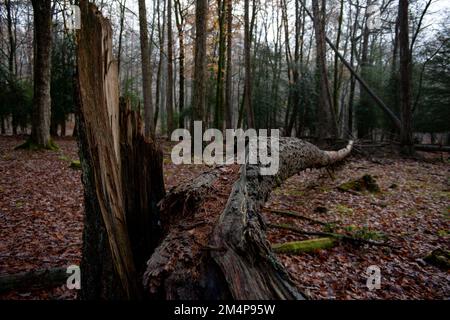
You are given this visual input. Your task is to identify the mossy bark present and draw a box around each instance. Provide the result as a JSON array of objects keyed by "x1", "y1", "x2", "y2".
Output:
[{"x1": 273, "y1": 238, "x2": 336, "y2": 254}]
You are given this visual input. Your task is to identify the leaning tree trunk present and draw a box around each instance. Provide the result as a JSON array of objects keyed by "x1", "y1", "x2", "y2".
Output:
[
  {"x1": 143, "y1": 139, "x2": 353, "y2": 299},
  {"x1": 75, "y1": 1, "x2": 165, "y2": 300}
]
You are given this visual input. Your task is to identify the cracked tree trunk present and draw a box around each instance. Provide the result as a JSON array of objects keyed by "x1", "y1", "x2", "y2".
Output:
[
  {"x1": 76, "y1": 1, "x2": 165, "y2": 299},
  {"x1": 144, "y1": 139, "x2": 353, "y2": 299}
]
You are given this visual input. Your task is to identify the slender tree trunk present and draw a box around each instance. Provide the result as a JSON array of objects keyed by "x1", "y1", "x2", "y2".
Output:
[
  {"x1": 174, "y1": 0, "x2": 185, "y2": 128},
  {"x1": 243, "y1": 0, "x2": 255, "y2": 128},
  {"x1": 117, "y1": 0, "x2": 126, "y2": 74},
  {"x1": 138, "y1": 0, "x2": 155, "y2": 138},
  {"x1": 224, "y1": 0, "x2": 233, "y2": 129},
  {"x1": 192, "y1": 0, "x2": 208, "y2": 128},
  {"x1": 398, "y1": 0, "x2": 414, "y2": 153},
  {"x1": 215, "y1": 0, "x2": 226, "y2": 129},
  {"x1": 166, "y1": 0, "x2": 174, "y2": 133},
  {"x1": 30, "y1": 0, "x2": 52, "y2": 147},
  {"x1": 311, "y1": 0, "x2": 337, "y2": 141}
]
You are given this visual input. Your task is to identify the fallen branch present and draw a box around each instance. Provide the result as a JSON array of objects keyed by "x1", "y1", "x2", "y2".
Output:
[
  {"x1": 0, "y1": 267, "x2": 67, "y2": 294},
  {"x1": 273, "y1": 238, "x2": 336, "y2": 254},
  {"x1": 269, "y1": 223, "x2": 393, "y2": 248}
]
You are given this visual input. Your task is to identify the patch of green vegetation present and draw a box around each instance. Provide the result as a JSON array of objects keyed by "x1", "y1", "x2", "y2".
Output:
[
  {"x1": 272, "y1": 238, "x2": 336, "y2": 254},
  {"x1": 343, "y1": 224, "x2": 358, "y2": 232},
  {"x1": 15, "y1": 138, "x2": 59, "y2": 151},
  {"x1": 437, "y1": 230, "x2": 450, "y2": 237},
  {"x1": 323, "y1": 222, "x2": 338, "y2": 233},
  {"x1": 444, "y1": 207, "x2": 450, "y2": 219},
  {"x1": 433, "y1": 191, "x2": 450, "y2": 199},
  {"x1": 69, "y1": 160, "x2": 82, "y2": 170},
  {"x1": 404, "y1": 208, "x2": 418, "y2": 216},
  {"x1": 353, "y1": 226, "x2": 387, "y2": 241},
  {"x1": 335, "y1": 204, "x2": 354, "y2": 215},
  {"x1": 338, "y1": 174, "x2": 380, "y2": 193},
  {"x1": 59, "y1": 154, "x2": 71, "y2": 162},
  {"x1": 284, "y1": 189, "x2": 304, "y2": 197},
  {"x1": 424, "y1": 248, "x2": 450, "y2": 270}
]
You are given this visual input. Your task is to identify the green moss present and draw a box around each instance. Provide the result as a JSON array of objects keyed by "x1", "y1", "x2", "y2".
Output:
[
  {"x1": 15, "y1": 138, "x2": 59, "y2": 151},
  {"x1": 69, "y1": 160, "x2": 82, "y2": 170},
  {"x1": 424, "y1": 248, "x2": 450, "y2": 270},
  {"x1": 437, "y1": 230, "x2": 450, "y2": 237},
  {"x1": 353, "y1": 226, "x2": 387, "y2": 241},
  {"x1": 335, "y1": 204, "x2": 354, "y2": 215},
  {"x1": 272, "y1": 238, "x2": 336, "y2": 254},
  {"x1": 338, "y1": 174, "x2": 380, "y2": 193}
]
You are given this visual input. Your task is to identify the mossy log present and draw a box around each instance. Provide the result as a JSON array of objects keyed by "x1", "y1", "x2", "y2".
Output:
[
  {"x1": 424, "y1": 248, "x2": 450, "y2": 270},
  {"x1": 0, "y1": 267, "x2": 67, "y2": 293},
  {"x1": 338, "y1": 174, "x2": 380, "y2": 193},
  {"x1": 272, "y1": 238, "x2": 336, "y2": 254}
]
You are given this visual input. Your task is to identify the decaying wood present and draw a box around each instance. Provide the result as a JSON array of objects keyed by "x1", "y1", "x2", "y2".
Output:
[
  {"x1": 158, "y1": 168, "x2": 221, "y2": 232},
  {"x1": 144, "y1": 139, "x2": 353, "y2": 300},
  {"x1": 0, "y1": 267, "x2": 67, "y2": 294},
  {"x1": 414, "y1": 144, "x2": 450, "y2": 153},
  {"x1": 269, "y1": 223, "x2": 393, "y2": 248},
  {"x1": 272, "y1": 238, "x2": 336, "y2": 254},
  {"x1": 76, "y1": 1, "x2": 164, "y2": 299}
]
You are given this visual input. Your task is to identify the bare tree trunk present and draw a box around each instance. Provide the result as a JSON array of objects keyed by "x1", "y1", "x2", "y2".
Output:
[
  {"x1": 398, "y1": 0, "x2": 414, "y2": 154},
  {"x1": 312, "y1": 0, "x2": 337, "y2": 141},
  {"x1": 30, "y1": 0, "x2": 52, "y2": 147},
  {"x1": 192, "y1": 0, "x2": 208, "y2": 128},
  {"x1": 243, "y1": 0, "x2": 255, "y2": 128},
  {"x1": 166, "y1": 0, "x2": 174, "y2": 133},
  {"x1": 174, "y1": 0, "x2": 185, "y2": 128},
  {"x1": 76, "y1": 1, "x2": 165, "y2": 299},
  {"x1": 138, "y1": 0, "x2": 155, "y2": 138},
  {"x1": 224, "y1": 0, "x2": 233, "y2": 129},
  {"x1": 215, "y1": 0, "x2": 226, "y2": 129},
  {"x1": 117, "y1": 0, "x2": 126, "y2": 73}
]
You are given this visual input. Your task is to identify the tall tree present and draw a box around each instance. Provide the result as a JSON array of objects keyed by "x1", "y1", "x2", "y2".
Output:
[
  {"x1": 311, "y1": 0, "x2": 337, "y2": 141},
  {"x1": 192, "y1": 0, "x2": 208, "y2": 128},
  {"x1": 215, "y1": 0, "x2": 227, "y2": 129},
  {"x1": 138, "y1": 0, "x2": 155, "y2": 138},
  {"x1": 243, "y1": 0, "x2": 255, "y2": 128},
  {"x1": 224, "y1": 0, "x2": 233, "y2": 129},
  {"x1": 398, "y1": 0, "x2": 413, "y2": 153},
  {"x1": 166, "y1": 0, "x2": 174, "y2": 132},
  {"x1": 30, "y1": 0, "x2": 53, "y2": 147},
  {"x1": 174, "y1": 0, "x2": 186, "y2": 128}
]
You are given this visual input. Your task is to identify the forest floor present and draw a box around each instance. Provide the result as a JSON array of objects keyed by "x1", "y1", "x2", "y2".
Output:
[{"x1": 0, "y1": 136, "x2": 448, "y2": 300}]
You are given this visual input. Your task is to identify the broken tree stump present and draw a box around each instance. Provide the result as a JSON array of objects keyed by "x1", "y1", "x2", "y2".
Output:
[{"x1": 76, "y1": 0, "x2": 165, "y2": 299}]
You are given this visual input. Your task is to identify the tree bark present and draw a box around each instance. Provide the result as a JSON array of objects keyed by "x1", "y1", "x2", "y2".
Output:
[
  {"x1": 144, "y1": 139, "x2": 353, "y2": 299},
  {"x1": 166, "y1": 0, "x2": 175, "y2": 133},
  {"x1": 311, "y1": 0, "x2": 337, "y2": 141},
  {"x1": 224, "y1": 0, "x2": 233, "y2": 129},
  {"x1": 399, "y1": 0, "x2": 414, "y2": 153},
  {"x1": 174, "y1": 0, "x2": 185, "y2": 128},
  {"x1": 192, "y1": 0, "x2": 208, "y2": 128},
  {"x1": 76, "y1": 1, "x2": 165, "y2": 299},
  {"x1": 30, "y1": 0, "x2": 52, "y2": 147},
  {"x1": 138, "y1": 0, "x2": 155, "y2": 138},
  {"x1": 243, "y1": 0, "x2": 255, "y2": 128}
]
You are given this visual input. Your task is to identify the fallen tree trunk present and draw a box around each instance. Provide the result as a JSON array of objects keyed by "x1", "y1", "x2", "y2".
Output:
[
  {"x1": 144, "y1": 139, "x2": 353, "y2": 299},
  {"x1": 414, "y1": 144, "x2": 450, "y2": 153},
  {"x1": 0, "y1": 267, "x2": 67, "y2": 294}
]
